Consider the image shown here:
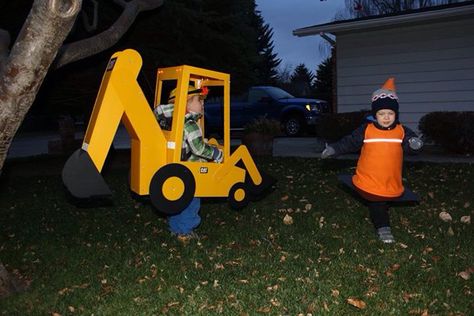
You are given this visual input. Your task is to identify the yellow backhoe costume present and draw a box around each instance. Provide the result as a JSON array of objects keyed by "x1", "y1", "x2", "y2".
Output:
[{"x1": 62, "y1": 49, "x2": 274, "y2": 214}]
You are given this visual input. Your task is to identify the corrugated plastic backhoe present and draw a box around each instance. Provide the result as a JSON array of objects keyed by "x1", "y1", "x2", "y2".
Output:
[{"x1": 62, "y1": 49, "x2": 274, "y2": 214}]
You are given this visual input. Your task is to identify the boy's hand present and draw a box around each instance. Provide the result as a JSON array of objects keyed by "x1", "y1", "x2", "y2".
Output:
[
  {"x1": 213, "y1": 148, "x2": 223, "y2": 163},
  {"x1": 321, "y1": 144, "x2": 335, "y2": 159},
  {"x1": 408, "y1": 137, "x2": 423, "y2": 150}
]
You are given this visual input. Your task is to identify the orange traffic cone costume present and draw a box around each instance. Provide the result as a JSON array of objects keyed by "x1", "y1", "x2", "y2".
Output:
[{"x1": 321, "y1": 77, "x2": 424, "y2": 243}]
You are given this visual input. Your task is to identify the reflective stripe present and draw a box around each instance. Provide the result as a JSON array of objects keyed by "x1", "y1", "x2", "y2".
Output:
[
  {"x1": 81, "y1": 142, "x2": 89, "y2": 151},
  {"x1": 364, "y1": 138, "x2": 402, "y2": 143}
]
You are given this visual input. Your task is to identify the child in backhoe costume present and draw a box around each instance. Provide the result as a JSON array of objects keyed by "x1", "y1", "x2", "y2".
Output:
[
  {"x1": 154, "y1": 85, "x2": 223, "y2": 240},
  {"x1": 321, "y1": 78, "x2": 423, "y2": 243}
]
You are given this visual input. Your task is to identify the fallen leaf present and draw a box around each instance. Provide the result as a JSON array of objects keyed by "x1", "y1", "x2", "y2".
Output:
[
  {"x1": 428, "y1": 192, "x2": 434, "y2": 199},
  {"x1": 257, "y1": 306, "x2": 271, "y2": 313},
  {"x1": 439, "y1": 211, "x2": 452, "y2": 222},
  {"x1": 447, "y1": 226, "x2": 454, "y2": 236},
  {"x1": 283, "y1": 214, "x2": 293, "y2": 225},
  {"x1": 460, "y1": 216, "x2": 471, "y2": 224},
  {"x1": 463, "y1": 202, "x2": 470, "y2": 208},
  {"x1": 347, "y1": 297, "x2": 366, "y2": 309},
  {"x1": 458, "y1": 271, "x2": 470, "y2": 280},
  {"x1": 331, "y1": 289, "x2": 340, "y2": 297},
  {"x1": 281, "y1": 195, "x2": 289, "y2": 201},
  {"x1": 304, "y1": 203, "x2": 312, "y2": 211},
  {"x1": 402, "y1": 292, "x2": 420, "y2": 303}
]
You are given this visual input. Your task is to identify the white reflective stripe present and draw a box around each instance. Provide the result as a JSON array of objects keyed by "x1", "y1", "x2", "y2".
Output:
[
  {"x1": 167, "y1": 141, "x2": 176, "y2": 149},
  {"x1": 81, "y1": 142, "x2": 89, "y2": 151},
  {"x1": 364, "y1": 138, "x2": 402, "y2": 143}
]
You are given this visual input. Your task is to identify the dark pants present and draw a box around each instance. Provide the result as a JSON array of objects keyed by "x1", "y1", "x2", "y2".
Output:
[{"x1": 368, "y1": 201, "x2": 390, "y2": 229}]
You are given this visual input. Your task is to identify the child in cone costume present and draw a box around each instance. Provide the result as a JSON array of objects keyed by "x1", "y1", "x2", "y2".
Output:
[{"x1": 321, "y1": 78, "x2": 423, "y2": 243}]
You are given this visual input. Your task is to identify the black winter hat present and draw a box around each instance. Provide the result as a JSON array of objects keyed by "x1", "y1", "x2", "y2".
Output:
[{"x1": 371, "y1": 77, "x2": 399, "y2": 116}]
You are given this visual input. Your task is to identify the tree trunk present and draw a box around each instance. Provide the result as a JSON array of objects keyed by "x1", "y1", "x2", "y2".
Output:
[
  {"x1": 0, "y1": 0, "x2": 81, "y2": 298},
  {"x1": 0, "y1": 0, "x2": 81, "y2": 171},
  {"x1": 0, "y1": 0, "x2": 164, "y2": 299}
]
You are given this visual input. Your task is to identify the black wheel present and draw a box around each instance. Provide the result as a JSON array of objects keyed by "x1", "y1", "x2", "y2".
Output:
[
  {"x1": 149, "y1": 164, "x2": 195, "y2": 215},
  {"x1": 228, "y1": 182, "x2": 249, "y2": 210},
  {"x1": 283, "y1": 115, "x2": 304, "y2": 137}
]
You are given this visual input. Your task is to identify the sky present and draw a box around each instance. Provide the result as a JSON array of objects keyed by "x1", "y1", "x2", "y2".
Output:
[{"x1": 255, "y1": 0, "x2": 347, "y2": 72}]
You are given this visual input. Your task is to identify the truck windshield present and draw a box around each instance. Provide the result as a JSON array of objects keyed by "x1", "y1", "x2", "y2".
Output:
[{"x1": 264, "y1": 87, "x2": 294, "y2": 99}]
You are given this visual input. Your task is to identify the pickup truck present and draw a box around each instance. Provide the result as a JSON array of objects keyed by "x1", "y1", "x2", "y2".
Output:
[{"x1": 204, "y1": 86, "x2": 329, "y2": 137}]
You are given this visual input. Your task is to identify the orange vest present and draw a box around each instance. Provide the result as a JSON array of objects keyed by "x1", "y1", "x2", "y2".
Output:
[{"x1": 352, "y1": 123, "x2": 405, "y2": 197}]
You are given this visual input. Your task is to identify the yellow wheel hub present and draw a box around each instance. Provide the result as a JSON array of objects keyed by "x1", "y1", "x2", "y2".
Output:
[
  {"x1": 234, "y1": 188, "x2": 246, "y2": 202},
  {"x1": 162, "y1": 176, "x2": 185, "y2": 201}
]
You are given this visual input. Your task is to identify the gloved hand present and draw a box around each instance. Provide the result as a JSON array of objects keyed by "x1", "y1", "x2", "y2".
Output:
[
  {"x1": 213, "y1": 148, "x2": 223, "y2": 163},
  {"x1": 408, "y1": 137, "x2": 423, "y2": 150},
  {"x1": 321, "y1": 144, "x2": 335, "y2": 159}
]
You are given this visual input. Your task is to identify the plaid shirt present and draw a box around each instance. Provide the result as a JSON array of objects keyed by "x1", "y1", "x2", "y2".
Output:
[{"x1": 154, "y1": 104, "x2": 223, "y2": 162}]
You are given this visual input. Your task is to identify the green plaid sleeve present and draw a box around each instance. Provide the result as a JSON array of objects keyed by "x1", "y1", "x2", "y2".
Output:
[{"x1": 184, "y1": 120, "x2": 222, "y2": 161}]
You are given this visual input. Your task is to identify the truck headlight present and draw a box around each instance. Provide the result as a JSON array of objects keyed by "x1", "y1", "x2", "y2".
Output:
[{"x1": 305, "y1": 104, "x2": 320, "y2": 113}]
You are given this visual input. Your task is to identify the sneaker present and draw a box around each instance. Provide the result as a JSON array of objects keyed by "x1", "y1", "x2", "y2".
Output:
[{"x1": 377, "y1": 227, "x2": 395, "y2": 244}]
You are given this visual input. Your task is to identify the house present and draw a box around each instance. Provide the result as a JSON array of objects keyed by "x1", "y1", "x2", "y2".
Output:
[{"x1": 293, "y1": 1, "x2": 474, "y2": 132}]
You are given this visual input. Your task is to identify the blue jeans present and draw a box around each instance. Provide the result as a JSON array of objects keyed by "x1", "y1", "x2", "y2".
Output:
[{"x1": 168, "y1": 198, "x2": 201, "y2": 234}]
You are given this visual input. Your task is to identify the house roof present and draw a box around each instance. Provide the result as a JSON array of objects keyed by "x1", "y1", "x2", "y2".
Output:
[{"x1": 293, "y1": 1, "x2": 474, "y2": 37}]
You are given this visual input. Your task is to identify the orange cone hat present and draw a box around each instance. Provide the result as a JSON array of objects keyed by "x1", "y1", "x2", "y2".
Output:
[{"x1": 381, "y1": 77, "x2": 396, "y2": 91}]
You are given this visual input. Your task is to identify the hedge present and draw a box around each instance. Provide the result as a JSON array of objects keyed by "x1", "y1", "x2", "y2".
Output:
[{"x1": 418, "y1": 111, "x2": 474, "y2": 154}]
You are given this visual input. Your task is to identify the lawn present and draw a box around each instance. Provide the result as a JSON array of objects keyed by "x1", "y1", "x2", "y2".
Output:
[{"x1": 0, "y1": 155, "x2": 473, "y2": 315}]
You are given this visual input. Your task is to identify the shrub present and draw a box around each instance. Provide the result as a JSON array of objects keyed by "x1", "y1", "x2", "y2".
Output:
[
  {"x1": 316, "y1": 110, "x2": 371, "y2": 142},
  {"x1": 243, "y1": 117, "x2": 281, "y2": 136},
  {"x1": 418, "y1": 111, "x2": 474, "y2": 154}
]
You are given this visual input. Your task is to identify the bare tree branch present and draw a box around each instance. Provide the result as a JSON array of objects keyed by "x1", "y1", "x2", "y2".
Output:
[
  {"x1": 81, "y1": 0, "x2": 99, "y2": 32},
  {"x1": 55, "y1": 0, "x2": 164, "y2": 68}
]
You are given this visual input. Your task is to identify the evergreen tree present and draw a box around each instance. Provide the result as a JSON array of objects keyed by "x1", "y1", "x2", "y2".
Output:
[
  {"x1": 253, "y1": 9, "x2": 281, "y2": 85},
  {"x1": 289, "y1": 63, "x2": 314, "y2": 97},
  {"x1": 313, "y1": 57, "x2": 333, "y2": 104}
]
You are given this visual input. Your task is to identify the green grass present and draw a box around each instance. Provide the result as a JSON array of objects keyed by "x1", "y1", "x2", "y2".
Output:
[{"x1": 0, "y1": 156, "x2": 473, "y2": 315}]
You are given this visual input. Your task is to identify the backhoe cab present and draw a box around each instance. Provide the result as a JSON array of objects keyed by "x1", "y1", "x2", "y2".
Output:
[{"x1": 62, "y1": 49, "x2": 274, "y2": 214}]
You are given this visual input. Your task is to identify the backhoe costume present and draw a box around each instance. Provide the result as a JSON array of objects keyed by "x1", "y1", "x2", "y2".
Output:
[{"x1": 321, "y1": 78, "x2": 423, "y2": 243}]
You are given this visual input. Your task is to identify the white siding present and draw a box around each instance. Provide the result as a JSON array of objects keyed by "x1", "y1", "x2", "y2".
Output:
[{"x1": 336, "y1": 17, "x2": 474, "y2": 132}]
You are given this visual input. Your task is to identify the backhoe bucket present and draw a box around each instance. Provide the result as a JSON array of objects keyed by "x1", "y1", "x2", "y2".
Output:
[
  {"x1": 62, "y1": 149, "x2": 112, "y2": 199},
  {"x1": 247, "y1": 169, "x2": 277, "y2": 200}
]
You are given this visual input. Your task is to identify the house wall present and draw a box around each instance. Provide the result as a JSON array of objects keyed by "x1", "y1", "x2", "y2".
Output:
[{"x1": 336, "y1": 16, "x2": 474, "y2": 132}]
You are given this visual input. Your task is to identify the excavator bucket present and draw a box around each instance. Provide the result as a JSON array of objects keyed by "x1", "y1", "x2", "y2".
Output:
[{"x1": 62, "y1": 149, "x2": 112, "y2": 200}]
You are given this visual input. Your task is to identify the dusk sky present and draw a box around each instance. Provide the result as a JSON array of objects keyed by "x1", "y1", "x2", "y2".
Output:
[{"x1": 255, "y1": 0, "x2": 347, "y2": 72}]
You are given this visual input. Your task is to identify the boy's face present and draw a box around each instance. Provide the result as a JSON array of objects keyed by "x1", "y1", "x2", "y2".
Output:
[
  {"x1": 375, "y1": 109, "x2": 396, "y2": 128},
  {"x1": 186, "y1": 94, "x2": 204, "y2": 114}
]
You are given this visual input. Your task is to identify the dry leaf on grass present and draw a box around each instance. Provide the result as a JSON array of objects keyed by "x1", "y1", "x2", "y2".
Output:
[
  {"x1": 458, "y1": 271, "x2": 471, "y2": 280},
  {"x1": 347, "y1": 297, "x2": 366, "y2": 309},
  {"x1": 281, "y1": 195, "x2": 289, "y2": 201},
  {"x1": 439, "y1": 211, "x2": 452, "y2": 222},
  {"x1": 447, "y1": 226, "x2": 454, "y2": 236},
  {"x1": 460, "y1": 216, "x2": 471, "y2": 224},
  {"x1": 283, "y1": 214, "x2": 293, "y2": 225}
]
